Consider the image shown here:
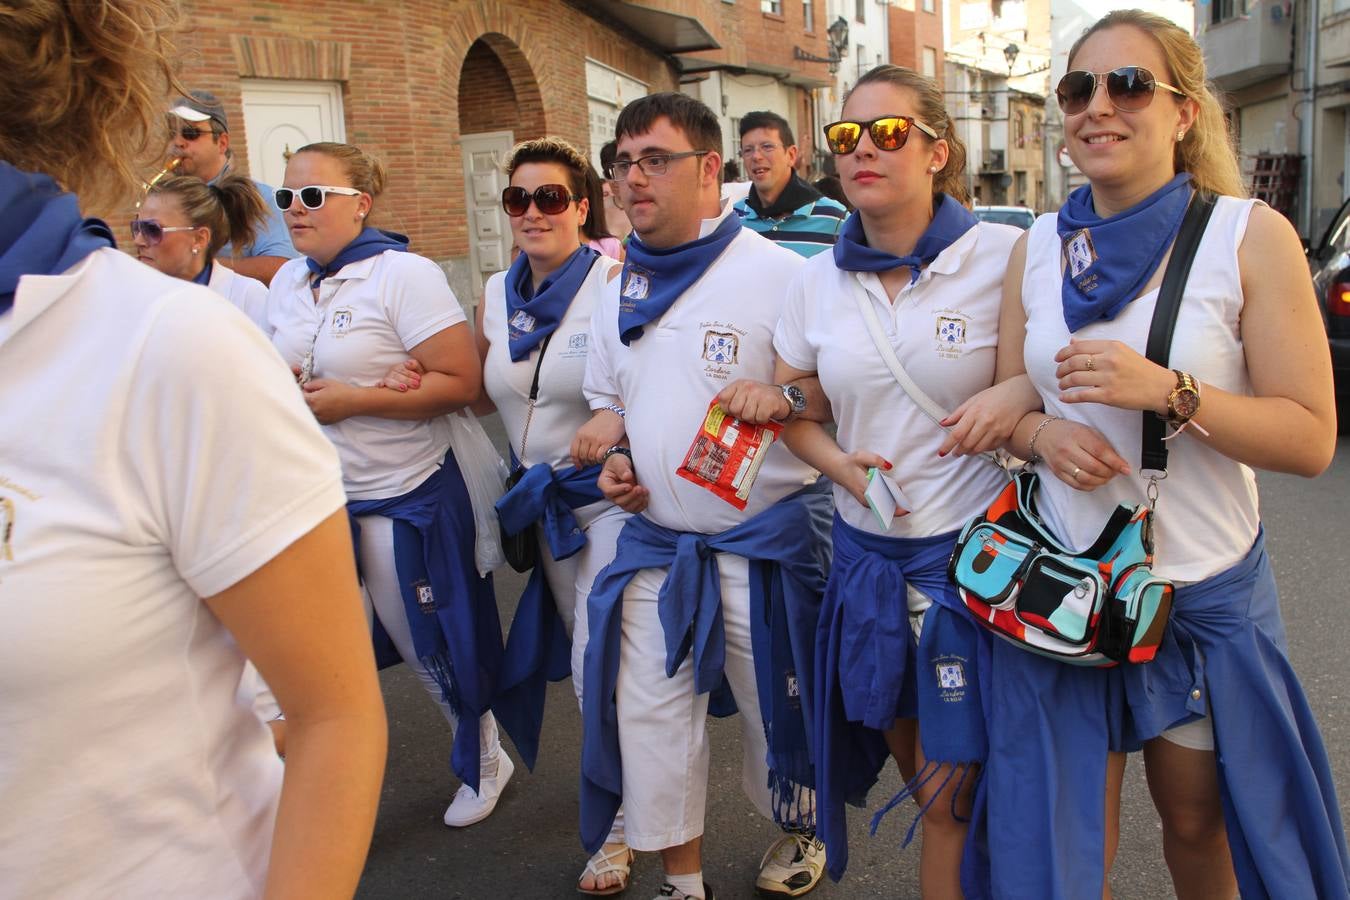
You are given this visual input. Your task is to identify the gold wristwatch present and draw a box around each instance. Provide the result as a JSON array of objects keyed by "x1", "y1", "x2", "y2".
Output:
[{"x1": 1165, "y1": 370, "x2": 1201, "y2": 424}]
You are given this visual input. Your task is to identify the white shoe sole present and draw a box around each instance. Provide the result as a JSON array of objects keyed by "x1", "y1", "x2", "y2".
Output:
[{"x1": 443, "y1": 753, "x2": 515, "y2": 828}]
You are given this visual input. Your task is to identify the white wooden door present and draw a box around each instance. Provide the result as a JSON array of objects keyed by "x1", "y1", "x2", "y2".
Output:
[
  {"x1": 460, "y1": 130, "x2": 514, "y2": 298},
  {"x1": 239, "y1": 80, "x2": 345, "y2": 187}
]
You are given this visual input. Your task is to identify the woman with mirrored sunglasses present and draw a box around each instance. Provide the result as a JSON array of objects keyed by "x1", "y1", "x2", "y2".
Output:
[
  {"x1": 0, "y1": 3, "x2": 386, "y2": 898},
  {"x1": 132, "y1": 173, "x2": 271, "y2": 330},
  {"x1": 385, "y1": 135, "x2": 635, "y2": 894},
  {"x1": 982, "y1": 11, "x2": 1347, "y2": 899},
  {"x1": 266, "y1": 141, "x2": 513, "y2": 830},
  {"x1": 717, "y1": 63, "x2": 1035, "y2": 894}
]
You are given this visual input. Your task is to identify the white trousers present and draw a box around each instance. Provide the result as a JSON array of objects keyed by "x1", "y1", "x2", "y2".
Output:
[
  {"x1": 615, "y1": 552, "x2": 777, "y2": 851},
  {"x1": 357, "y1": 514, "x2": 499, "y2": 764}
]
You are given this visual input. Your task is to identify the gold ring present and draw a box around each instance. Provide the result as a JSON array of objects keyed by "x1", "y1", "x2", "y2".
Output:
[
  {"x1": 1086, "y1": 355, "x2": 1096, "y2": 372},
  {"x1": 1072, "y1": 466, "x2": 1081, "y2": 480}
]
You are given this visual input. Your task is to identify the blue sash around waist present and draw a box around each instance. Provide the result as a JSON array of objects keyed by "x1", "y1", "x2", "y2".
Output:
[
  {"x1": 493, "y1": 461, "x2": 604, "y2": 771},
  {"x1": 578, "y1": 481, "x2": 833, "y2": 853},
  {"x1": 347, "y1": 457, "x2": 501, "y2": 793}
]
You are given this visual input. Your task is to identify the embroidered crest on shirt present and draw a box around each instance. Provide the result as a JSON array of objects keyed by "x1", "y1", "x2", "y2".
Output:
[
  {"x1": 702, "y1": 330, "x2": 739, "y2": 365},
  {"x1": 330, "y1": 307, "x2": 355, "y2": 337},
  {"x1": 509, "y1": 309, "x2": 537, "y2": 334},
  {"x1": 559, "y1": 331, "x2": 589, "y2": 360},
  {"x1": 933, "y1": 309, "x2": 971, "y2": 360},
  {"x1": 1064, "y1": 229, "x2": 1098, "y2": 282}
]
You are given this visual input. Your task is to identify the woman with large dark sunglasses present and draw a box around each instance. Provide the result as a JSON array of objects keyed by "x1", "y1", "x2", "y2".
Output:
[
  {"x1": 980, "y1": 10, "x2": 1347, "y2": 898},
  {"x1": 0, "y1": 3, "x2": 385, "y2": 897},
  {"x1": 384, "y1": 136, "x2": 635, "y2": 895},
  {"x1": 720, "y1": 63, "x2": 1036, "y2": 894},
  {"x1": 266, "y1": 141, "x2": 513, "y2": 831}
]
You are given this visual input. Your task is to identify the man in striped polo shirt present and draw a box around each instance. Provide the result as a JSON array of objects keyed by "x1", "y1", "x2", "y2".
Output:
[{"x1": 732, "y1": 111, "x2": 847, "y2": 258}]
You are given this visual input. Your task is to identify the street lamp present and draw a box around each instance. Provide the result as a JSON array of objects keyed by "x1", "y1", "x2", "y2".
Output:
[
  {"x1": 1003, "y1": 42, "x2": 1019, "y2": 76},
  {"x1": 826, "y1": 16, "x2": 849, "y2": 75}
]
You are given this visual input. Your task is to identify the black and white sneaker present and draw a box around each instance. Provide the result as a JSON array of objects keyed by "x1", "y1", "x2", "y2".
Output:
[
  {"x1": 755, "y1": 832, "x2": 826, "y2": 897},
  {"x1": 653, "y1": 881, "x2": 716, "y2": 900}
]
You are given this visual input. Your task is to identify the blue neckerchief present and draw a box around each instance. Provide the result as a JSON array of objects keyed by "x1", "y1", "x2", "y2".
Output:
[
  {"x1": 832, "y1": 193, "x2": 977, "y2": 284},
  {"x1": 191, "y1": 260, "x2": 213, "y2": 286},
  {"x1": 306, "y1": 227, "x2": 409, "y2": 288},
  {"x1": 816, "y1": 518, "x2": 987, "y2": 881},
  {"x1": 347, "y1": 460, "x2": 501, "y2": 793},
  {"x1": 504, "y1": 245, "x2": 599, "y2": 361},
  {"x1": 617, "y1": 212, "x2": 742, "y2": 345},
  {"x1": 493, "y1": 460, "x2": 604, "y2": 771},
  {"x1": 965, "y1": 530, "x2": 1350, "y2": 900},
  {"x1": 0, "y1": 162, "x2": 115, "y2": 315},
  {"x1": 1056, "y1": 173, "x2": 1192, "y2": 332},
  {"x1": 578, "y1": 482, "x2": 832, "y2": 853}
]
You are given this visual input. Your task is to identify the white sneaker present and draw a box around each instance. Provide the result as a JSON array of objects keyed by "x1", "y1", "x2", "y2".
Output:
[
  {"x1": 442, "y1": 752, "x2": 514, "y2": 827},
  {"x1": 754, "y1": 832, "x2": 825, "y2": 897}
]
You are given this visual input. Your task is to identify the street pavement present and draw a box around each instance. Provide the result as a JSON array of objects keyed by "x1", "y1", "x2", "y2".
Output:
[{"x1": 357, "y1": 431, "x2": 1350, "y2": 900}]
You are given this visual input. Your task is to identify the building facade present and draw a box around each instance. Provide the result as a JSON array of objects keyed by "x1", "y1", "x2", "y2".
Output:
[{"x1": 131, "y1": 0, "x2": 830, "y2": 306}]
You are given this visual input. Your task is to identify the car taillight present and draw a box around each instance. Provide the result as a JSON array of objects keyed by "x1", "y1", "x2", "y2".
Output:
[{"x1": 1330, "y1": 277, "x2": 1350, "y2": 317}]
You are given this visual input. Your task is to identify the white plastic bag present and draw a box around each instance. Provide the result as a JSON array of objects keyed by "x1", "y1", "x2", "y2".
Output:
[{"x1": 445, "y1": 409, "x2": 508, "y2": 577}]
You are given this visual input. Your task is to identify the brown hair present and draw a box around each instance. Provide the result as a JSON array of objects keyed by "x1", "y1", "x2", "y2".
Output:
[
  {"x1": 1068, "y1": 9, "x2": 1246, "y2": 198},
  {"x1": 847, "y1": 65, "x2": 971, "y2": 205},
  {"x1": 147, "y1": 174, "x2": 269, "y2": 261},
  {"x1": 292, "y1": 142, "x2": 388, "y2": 207},
  {"x1": 581, "y1": 163, "x2": 612, "y2": 241},
  {"x1": 0, "y1": 0, "x2": 180, "y2": 212},
  {"x1": 614, "y1": 92, "x2": 722, "y2": 157},
  {"x1": 505, "y1": 137, "x2": 590, "y2": 199}
]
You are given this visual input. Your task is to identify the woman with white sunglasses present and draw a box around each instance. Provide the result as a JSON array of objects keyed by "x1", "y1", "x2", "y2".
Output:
[
  {"x1": 132, "y1": 173, "x2": 270, "y2": 329},
  {"x1": 979, "y1": 11, "x2": 1348, "y2": 899},
  {"x1": 267, "y1": 141, "x2": 512, "y2": 828}
]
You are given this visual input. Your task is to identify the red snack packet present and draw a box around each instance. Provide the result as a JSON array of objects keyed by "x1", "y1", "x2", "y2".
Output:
[{"x1": 676, "y1": 398, "x2": 783, "y2": 510}]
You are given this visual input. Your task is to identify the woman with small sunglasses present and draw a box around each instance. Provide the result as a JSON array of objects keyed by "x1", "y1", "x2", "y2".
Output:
[
  {"x1": 720, "y1": 64, "x2": 1034, "y2": 895},
  {"x1": 980, "y1": 11, "x2": 1348, "y2": 899},
  {"x1": 0, "y1": 3, "x2": 384, "y2": 897},
  {"x1": 385, "y1": 136, "x2": 634, "y2": 894},
  {"x1": 132, "y1": 173, "x2": 270, "y2": 329},
  {"x1": 266, "y1": 141, "x2": 513, "y2": 828}
]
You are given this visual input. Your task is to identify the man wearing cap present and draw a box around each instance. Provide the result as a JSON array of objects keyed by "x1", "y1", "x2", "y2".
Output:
[
  {"x1": 167, "y1": 90, "x2": 297, "y2": 285},
  {"x1": 732, "y1": 112, "x2": 845, "y2": 259}
]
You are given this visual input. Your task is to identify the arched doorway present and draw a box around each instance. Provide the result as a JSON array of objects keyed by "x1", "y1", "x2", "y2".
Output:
[{"x1": 457, "y1": 34, "x2": 545, "y2": 296}]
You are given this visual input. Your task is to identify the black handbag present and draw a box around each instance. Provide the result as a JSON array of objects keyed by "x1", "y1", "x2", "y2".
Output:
[{"x1": 499, "y1": 332, "x2": 553, "y2": 573}]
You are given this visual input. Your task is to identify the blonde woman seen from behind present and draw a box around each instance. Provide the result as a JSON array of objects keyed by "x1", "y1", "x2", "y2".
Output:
[{"x1": 0, "y1": 3, "x2": 386, "y2": 898}]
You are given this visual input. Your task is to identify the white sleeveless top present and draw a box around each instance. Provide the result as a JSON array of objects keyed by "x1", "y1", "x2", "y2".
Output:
[
  {"x1": 482, "y1": 255, "x2": 621, "y2": 471},
  {"x1": 1021, "y1": 196, "x2": 1261, "y2": 582}
]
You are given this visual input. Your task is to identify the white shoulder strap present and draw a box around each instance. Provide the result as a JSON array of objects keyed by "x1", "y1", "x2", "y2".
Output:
[{"x1": 849, "y1": 275, "x2": 950, "y2": 427}]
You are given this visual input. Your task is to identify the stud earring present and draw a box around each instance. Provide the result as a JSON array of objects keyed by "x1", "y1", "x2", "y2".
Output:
[
  {"x1": 1176, "y1": 130, "x2": 1186, "y2": 142},
  {"x1": 928, "y1": 166, "x2": 938, "y2": 173},
  {"x1": 192, "y1": 247, "x2": 199, "y2": 254}
]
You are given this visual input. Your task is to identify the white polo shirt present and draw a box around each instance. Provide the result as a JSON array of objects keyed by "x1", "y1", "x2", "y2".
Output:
[
  {"x1": 774, "y1": 221, "x2": 1021, "y2": 536},
  {"x1": 208, "y1": 260, "x2": 270, "y2": 332},
  {"x1": 268, "y1": 250, "x2": 468, "y2": 500},
  {"x1": 585, "y1": 206, "x2": 817, "y2": 534},
  {"x1": 0, "y1": 249, "x2": 346, "y2": 898},
  {"x1": 482, "y1": 254, "x2": 621, "y2": 469}
]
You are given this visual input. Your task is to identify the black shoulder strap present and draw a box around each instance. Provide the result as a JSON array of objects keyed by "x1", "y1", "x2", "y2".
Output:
[
  {"x1": 527, "y1": 332, "x2": 554, "y2": 403},
  {"x1": 1140, "y1": 192, "x2": 1217, "y2": 474}
]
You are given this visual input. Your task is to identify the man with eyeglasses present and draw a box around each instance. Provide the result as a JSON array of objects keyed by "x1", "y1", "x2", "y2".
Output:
[
  {"x1": 580, "y1": 92, "x2": 831, "y2": 900},
  {"x1": 732, "y1": 112, "x2": 846, "y2": 258},
  {"x1": 166, "y1": 91, "x2": 297, "y2": 285}
]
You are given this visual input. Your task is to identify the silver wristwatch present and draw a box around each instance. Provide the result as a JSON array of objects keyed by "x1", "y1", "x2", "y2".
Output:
[{"x1": 778, "y1": 383, "x2": 807, "y2": 420}]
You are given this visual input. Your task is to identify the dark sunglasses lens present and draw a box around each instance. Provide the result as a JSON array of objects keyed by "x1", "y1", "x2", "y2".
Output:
[
  {"x1": 534, "y1": 186, "x2": 570, "y2": 215},
  {"x1": 1107, "y1": 67, "x2": 1155, "y2": 109},
  {"x1": 1057, "y1": 71, "x2": 1096, "y2": 114},
  {"x1": 870, "y1": 117, "x2": 912, "y2": 151},
  {"x1": 274, "y1": 188, "x2": 294, "y2": 210},
  {"x1": 299, "y1": 187, "x2": 326, "y2": 209},
  {"x1": 824, "y1": 122, "x2": 861, "y2": 154},
  {"x1": 501, "y1": 187, "x2": 530, "y2": 216},
  {"x1": 132, "y1": 220, "x2": 163, "y2": 244}
]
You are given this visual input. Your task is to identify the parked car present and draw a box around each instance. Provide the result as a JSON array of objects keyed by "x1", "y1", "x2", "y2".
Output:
[
  {"x1": 1307, "y1": 196, "x2": 1350, "y2": 433},
  {"x1": 974, "y1": 205, "x2": 1037, "y2": 229}
]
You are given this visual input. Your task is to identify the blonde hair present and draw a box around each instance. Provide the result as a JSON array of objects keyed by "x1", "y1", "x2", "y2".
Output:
[
  {"x1": 0, "y1": 0, "x2": 180, "y2": 212},
  {"x1": 1068, "y1": 9, "x2": 1246, "y2": 198},
  {"x1": 147, "y1": 174, "x2": 269, "y2": 260},
  {"x1": 847, "y1": 65, "x2": 971, "y2": 205},
  {"x1": 293, "y1": 142, "x2": 388, "y2": 208}
]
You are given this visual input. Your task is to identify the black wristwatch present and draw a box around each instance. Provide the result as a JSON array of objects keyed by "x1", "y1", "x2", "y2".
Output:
[
  {"x1": 778, "y1": 383, "x2": 807, "y2": 421},
  {"x1": 603, "y1": 445, "x2": 633, "y2": 463}
]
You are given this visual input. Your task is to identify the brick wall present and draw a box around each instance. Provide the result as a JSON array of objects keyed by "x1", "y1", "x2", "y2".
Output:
[{"x1": 116, "y1": 0, "x2": 676, "y2": 270}]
